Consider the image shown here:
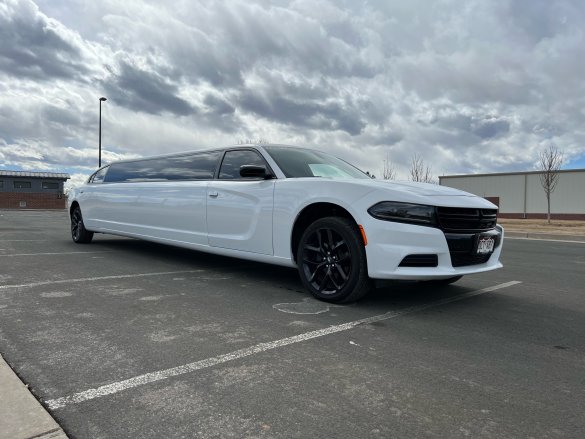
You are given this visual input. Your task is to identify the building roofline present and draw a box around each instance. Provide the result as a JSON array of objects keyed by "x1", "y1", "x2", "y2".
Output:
[
  {"x1": 0, "y1": 170, "x2": 70, "y2": 179},
  {"x1": 439, "y1": 168, "x2": 585, "y2": 180}
]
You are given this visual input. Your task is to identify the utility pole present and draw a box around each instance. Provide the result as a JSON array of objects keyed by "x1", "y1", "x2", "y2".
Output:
[{"x1": 99, "y1": 97, "x2": 107, "y2": 167}]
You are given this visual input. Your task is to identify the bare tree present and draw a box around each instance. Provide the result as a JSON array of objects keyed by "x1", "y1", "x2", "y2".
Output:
[
  {"x1": 409, "y1": 153, "x2": 433, "y2": 183},
  {"x1": 538, "y1": 145, "x2": 563, "y2": 224},
  {"x1": 382, "y1": 153, "x2": 397, "y2": 180}
]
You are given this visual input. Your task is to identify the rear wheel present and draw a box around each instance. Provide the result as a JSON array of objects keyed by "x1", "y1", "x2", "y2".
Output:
[
  {"x1": 297, "y1": 217, "x2": 371, "y2": 303},
  {"x1": 71, "y1": 206, "x2": 94, "y2": 244}
]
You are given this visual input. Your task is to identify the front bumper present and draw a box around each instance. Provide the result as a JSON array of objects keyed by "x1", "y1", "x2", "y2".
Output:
[{"x1": 364, "y1": 219, "x2": 504, "y2": 280}]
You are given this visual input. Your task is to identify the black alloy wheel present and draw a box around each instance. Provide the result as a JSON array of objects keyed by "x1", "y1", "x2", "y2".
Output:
[
  {"x1": 297, "y1": 217, "x2": 371, "y2": 303},
  {"x1": 71, "y1": 206, "x2": 94, "y2": 244}
]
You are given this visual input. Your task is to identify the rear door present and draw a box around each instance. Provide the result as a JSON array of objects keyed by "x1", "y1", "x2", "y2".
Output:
[
  {"x1": 89, "y1": 151, "x2": 220, "y2": 245},
  {"x1": 128, "y1": 151, "x2": 220, "y2": 245},
  {"x1": 207, "y1": 149, "x2": 275, "y2": 255}
]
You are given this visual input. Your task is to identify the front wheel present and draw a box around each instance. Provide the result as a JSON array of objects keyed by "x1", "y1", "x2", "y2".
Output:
[
  {"x1": 71, "y1": 206, "x2": 94, "y2": 244},
  {"x1": 297, "y1": 217, "x2": 371, "y2": 303}
]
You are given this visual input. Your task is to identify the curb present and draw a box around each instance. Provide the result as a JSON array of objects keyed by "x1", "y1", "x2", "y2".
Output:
[
  {"x1": 0, "y1": 354, "x2": 68, "y2": 439},
  {"x1": 505, "y1": 231, "x2": 585, "y2": 242}
]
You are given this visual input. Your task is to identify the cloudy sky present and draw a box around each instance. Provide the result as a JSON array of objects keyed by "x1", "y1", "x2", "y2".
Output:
[{"x1": 1, "y1": 0, "x2": 584, "y2": 188}]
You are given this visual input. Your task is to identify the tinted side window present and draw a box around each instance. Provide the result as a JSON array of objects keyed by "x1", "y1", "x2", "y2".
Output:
[
  {"x1": 159, "y1": 152, "x2": 220, "y2": 180},
  {"x1": 104, "y1": 161, "x2": 154, "y2": 183},
  {"x1": 219, "y1": 150, "x2": 266, "y2": 180},
  {"x1": 103, "y1": 152, "x2": 220, "y2": 183}
]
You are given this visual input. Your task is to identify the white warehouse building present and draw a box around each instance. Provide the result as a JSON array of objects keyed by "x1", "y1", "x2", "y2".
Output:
[{"x1": 439, "y1": 169, "x2": 585, "y2": 220}]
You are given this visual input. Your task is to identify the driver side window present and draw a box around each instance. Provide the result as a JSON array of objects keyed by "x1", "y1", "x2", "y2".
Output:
[{"x1": 218, "y1": 150, "x2": 266, "y2": 180}]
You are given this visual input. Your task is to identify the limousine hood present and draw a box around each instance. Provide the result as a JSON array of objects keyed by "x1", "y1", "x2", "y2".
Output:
[
  {"x1": 375, "y1": 180, "x2": 473, "y2": 197},
  {"x1": 360, "y1": 179, "x2": 496, "y2": 209},
  {"x1": 282, "y1": 178, "x2": 497, "y2": 210},
  {"x1": 294, "y1": 178, "x2": 471, "y2": 196}
]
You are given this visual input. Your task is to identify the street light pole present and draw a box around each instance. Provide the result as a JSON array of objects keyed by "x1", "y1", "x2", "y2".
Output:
[{"x1": 98, "y1": 97, "x2": 107, "y2": 167}]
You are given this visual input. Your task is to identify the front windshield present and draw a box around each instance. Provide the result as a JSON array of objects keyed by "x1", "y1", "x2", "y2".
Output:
[{"x1": 263, "y1": 146, "x2": 370, "y2": 179}]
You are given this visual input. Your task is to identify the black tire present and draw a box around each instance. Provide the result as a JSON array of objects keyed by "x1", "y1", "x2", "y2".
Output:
[
  {"x1": 71, "y1": 206, "x2": 94, "y2": 244},
  {"x1": 426, "y1": 275, "x2": 463, "y2": 286},
  {"x1": 297, "y1": 217, "x2": 371, "y2": 303}
]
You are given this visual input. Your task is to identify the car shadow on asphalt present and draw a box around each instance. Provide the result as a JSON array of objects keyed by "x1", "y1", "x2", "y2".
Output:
[{"x1": 90, "y1": 236, "x2": 478, "y2": 309}]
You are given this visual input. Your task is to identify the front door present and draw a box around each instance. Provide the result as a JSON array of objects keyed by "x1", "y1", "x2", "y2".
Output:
[{"x1": 207, "y1": 149, "x2": 275, "y2": 255}]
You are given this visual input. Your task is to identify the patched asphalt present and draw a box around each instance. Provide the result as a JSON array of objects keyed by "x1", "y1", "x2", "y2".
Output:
[{"x1": 1, "y1": 210, "x2": 584, "y2": 438}]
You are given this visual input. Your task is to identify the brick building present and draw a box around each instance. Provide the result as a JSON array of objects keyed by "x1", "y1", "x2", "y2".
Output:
[{"x1": 0, "y1": 170, "x2": 70, "y2": 209}]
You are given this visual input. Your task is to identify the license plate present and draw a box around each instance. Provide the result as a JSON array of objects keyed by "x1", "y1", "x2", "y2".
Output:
[{"x1": 476, "y1": 236, "x2": 495, "y2": 254}]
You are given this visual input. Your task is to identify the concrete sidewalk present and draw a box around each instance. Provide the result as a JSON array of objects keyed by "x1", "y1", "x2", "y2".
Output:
[{"x1": 0, "y1": 354, "x2": 67, "y2": 439}]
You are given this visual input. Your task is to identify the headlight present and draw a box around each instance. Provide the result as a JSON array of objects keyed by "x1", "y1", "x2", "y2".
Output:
[{"x1": 368, "y1": 201, "x2": 437, "y2": 225}]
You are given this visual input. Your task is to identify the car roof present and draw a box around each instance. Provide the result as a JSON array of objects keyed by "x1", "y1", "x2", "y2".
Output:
[{"x1": 104, "y1": 144, "x2": 316, "y2": 166}]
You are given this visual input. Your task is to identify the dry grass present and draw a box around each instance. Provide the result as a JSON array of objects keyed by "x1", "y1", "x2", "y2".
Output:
[{"x1": 498, "y1": 218, "x2": 585, "y2": 235}]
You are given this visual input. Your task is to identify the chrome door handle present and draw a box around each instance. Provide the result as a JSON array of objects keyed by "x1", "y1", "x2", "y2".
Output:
[{"x1": 209, "y1": 191, "x2": 219, "y2": 198}]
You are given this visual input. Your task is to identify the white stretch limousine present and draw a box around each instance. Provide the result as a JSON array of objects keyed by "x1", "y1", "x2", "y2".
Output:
[{"x1": 68, "y1": 144, "x2": 503, "y2": 302}]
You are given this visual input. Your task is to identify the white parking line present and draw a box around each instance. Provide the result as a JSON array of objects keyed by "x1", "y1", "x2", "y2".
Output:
[
  {"x1": 45, "y1": 280, "x2": 521, "y2": 410},
  {"x1": 0, "y1": 231, "x2": 45, "y2": 234},
  {"x1": 0, "y1": 251, "x2": 112, "y2": 257},
  {"x1": 0, "y1": 270, "x2": 203, "y2": 290},
  {"x1": 0, "y1": 240, "x2": 49, "y2": 242},
  {"x1": 506, "y1": 237, "x2": 585, "y2": 244}
]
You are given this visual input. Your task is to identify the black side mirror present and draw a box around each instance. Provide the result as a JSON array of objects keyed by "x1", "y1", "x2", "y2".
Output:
[{"x1": 240, "y1": 165, "x2": 272, "y2": 179}]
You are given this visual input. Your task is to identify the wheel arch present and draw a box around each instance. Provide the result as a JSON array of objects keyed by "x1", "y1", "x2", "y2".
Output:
[{"x1": 291, "y1": 202, "x2": 360, "y2": 263}]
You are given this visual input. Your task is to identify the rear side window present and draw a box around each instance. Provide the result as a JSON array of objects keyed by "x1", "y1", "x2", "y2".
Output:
[
  {"x1": 219, "y1": 150, "x2": 266, "y2": 180},
  {"x1": 104, "y1": 151, "x2": 221, "y2": 183}
]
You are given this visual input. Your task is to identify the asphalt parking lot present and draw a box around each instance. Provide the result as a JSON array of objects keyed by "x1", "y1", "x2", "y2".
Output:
[{"x1": 1, "y1": 210, "x2": 584, "y2": 439}]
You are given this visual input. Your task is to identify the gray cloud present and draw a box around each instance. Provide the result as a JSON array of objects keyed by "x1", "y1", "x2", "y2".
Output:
[
  {"x1": 472, "y1": 117, "x2": 510, "y2": 140},
  {"x1": 1, "y1": 0, "x2": 585, "y2": 181},
  {"x1": 103, "y1": 61, "x2": 195, "y2": 116},
  {"x1": 204, "y1": 94, "x2": 235, "y2": 116},
  {"x1": 0, "y1": 0, "x2": 87, "y2": 81},
  {"x1": 239, "y1": 90, "x2": 365, "y2": 136},
  {"x1": 234, "y1": 69, "x2": 367, "y2": 135},
  {"x1": 43, "y1": 104, "x2": 82, "y2": 127},
  {"x1": 369, "y1": 131, "x2": 403, "y2": 147},
  {"x1": 430, "y1": 111, "x2": 510, "y2": 140},
  {"x1": 505, "y1": 0, "x2": 582, "y2": 44}
]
